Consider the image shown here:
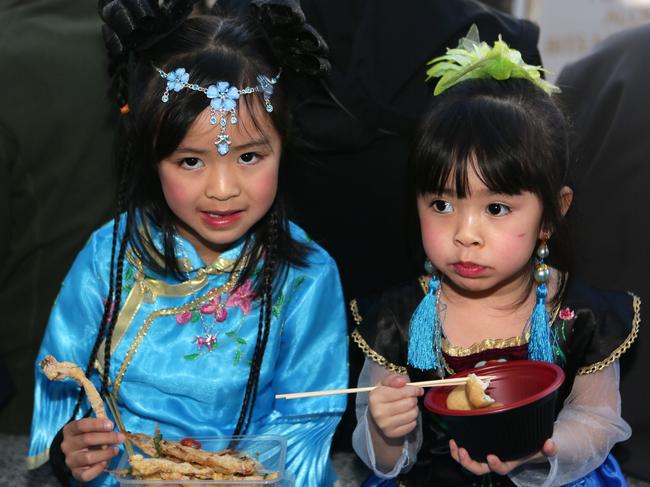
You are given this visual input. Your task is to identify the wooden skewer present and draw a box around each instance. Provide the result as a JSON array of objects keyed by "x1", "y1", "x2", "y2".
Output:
[
  {"x1": 103, "y1": 390, "x2": 135, "y2": 457},
  {"x1": 276, "y1": 375, "x2": 497, "y2": 400}
]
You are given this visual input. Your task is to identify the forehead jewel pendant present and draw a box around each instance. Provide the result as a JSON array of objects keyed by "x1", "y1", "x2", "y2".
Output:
[{"x1": 156, "y1": 67, "x2": 280, "y2": 155}]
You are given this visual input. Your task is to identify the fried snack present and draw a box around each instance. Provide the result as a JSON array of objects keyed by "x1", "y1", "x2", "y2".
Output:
[
  {"x1": 127, "y1": 456, "x2": 279, "y2": 481},
  {"x1": 129, "y1": 455, "x2": 215, "y2": 479},
  {"x1": 466, "y1": 373, "x2": 495, "y2": 408},
  {"x1": 126, "y1": 432, "x2": 258, "y2": 476},
  {"x1": 446, "y1": 385, "x2": 472, "y2": 410},
  {"x1": 446, "y1": 373, "x2": 501, "y2": 410},
  {"x1": 40, "y1": 354, "x2": 107, "y2": 419}
]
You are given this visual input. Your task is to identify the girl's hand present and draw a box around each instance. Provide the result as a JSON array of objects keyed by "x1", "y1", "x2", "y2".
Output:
[
  {"x1": 449, "y1": 438, "x2": 557, "y2": 476},
  {"x1": 368, "y1": 374, "x2": 423, "y2": 439},
  {"x1": 61, "y1": 418, "x2": 125, "y2": 482}
]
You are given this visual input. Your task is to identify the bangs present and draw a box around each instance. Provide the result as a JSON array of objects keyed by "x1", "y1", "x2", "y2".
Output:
[
  {"x1": 136, "y1": 17, "x2": 284, "y2": 163},
  {"x1": 412, "y1": 90, "x2": 552, "y2": 199}
]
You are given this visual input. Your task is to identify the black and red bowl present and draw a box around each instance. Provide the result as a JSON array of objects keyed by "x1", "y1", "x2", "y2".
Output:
[{"x1": 424, "y1": 360, "x2": 565, "y2": 462}]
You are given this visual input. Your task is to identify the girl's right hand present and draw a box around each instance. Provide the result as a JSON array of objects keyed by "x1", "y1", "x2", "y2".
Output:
[
  {"x1": 61, "y1": 418, "x2": 125, "y2": 482},
  {"x1": 368, "y1": 374, "x2": 423, "y2": 438}
]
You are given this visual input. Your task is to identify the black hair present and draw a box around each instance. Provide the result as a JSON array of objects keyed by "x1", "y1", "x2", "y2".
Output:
[
  {"x1": 409, "y1": 77, "x2": 571, "y2": 274},
  {"x1": 72, "y1": 3, "x2": 327, "y2": 435}
]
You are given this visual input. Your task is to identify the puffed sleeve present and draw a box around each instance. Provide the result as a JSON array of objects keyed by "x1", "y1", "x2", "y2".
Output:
[
  {"x1": 509, "y1": 361, "x2": 631, "y2": 486},
  {"x1": 27, "y1": 226, "x2": 111, "y2": 469},
  {"x1": 350, "y1": 283, "x2": 424, "y2": 477},
  {"x1": 254, "y1": 251, "x2": 349, "y2": 487},
  {"x1": 352, "y1": 358, "x2": 422, "y2": 477},
  {"x1": 508, "y1": 281, "x2": 638, "y2": 486}
]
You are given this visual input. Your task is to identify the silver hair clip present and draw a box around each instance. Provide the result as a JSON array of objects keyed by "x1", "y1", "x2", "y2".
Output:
[{"x1": 156, "y1": 67, "x2": 280, "y2": 155}]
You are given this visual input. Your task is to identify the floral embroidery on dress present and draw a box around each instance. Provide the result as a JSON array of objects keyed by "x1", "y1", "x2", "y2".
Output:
[
  {"x1": 177, "y1": 278, "x2": 255, "y2": 366},
  {"x1": 122, "y1": 264, "x2": 136, "y2": 294},
  {"x1": 200, "y1": 295, "x2": 228, "y2": 322},
  {"x1": 225, "y1": 279, "x2": 255, "y2": 315},
  {"x1": 272, "y1": 276, "x2": 305, "y2": 319},
  {"x1": 559, "y1": 307, "x2": 575, "y2": 321},
  {"x1": 552, "y1": 307, "x2": 574, "y2": 365}
]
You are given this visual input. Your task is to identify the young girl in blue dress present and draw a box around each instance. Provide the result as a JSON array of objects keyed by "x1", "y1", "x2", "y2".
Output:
[
  {"x1": 351, "y1": 28, "x2": 638, "y2": 486},
  {"x1": 27, "y1": 1, "x2": 348, "y2": 485}
]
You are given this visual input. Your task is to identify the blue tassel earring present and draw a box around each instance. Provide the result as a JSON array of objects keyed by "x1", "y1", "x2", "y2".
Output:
[
  {"x1": 527, "y1": 238, "x2": 554, "y2": 362},
  {"x1": 408, "y1": 260, "x2": 443, "y2": 371}
]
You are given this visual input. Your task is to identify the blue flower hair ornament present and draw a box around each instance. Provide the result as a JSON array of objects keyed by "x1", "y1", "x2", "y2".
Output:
[
  {"x1": 426, "y1": 24, "x2": 560, "y2": 96},
  {"x1": 155, "y1": 67, "x2": 280, "y2": 155}
]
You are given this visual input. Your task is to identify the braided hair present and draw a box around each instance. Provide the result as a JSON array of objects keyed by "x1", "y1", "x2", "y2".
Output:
[{"x1": 70, "y1": 0, "x2": 328, "y2": 430}]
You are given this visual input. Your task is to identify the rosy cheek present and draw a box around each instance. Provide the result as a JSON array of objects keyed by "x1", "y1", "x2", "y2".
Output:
[
  {"x1": 420, "y1": 221, "x2": 445, "y2": 258},
  {"x1": 160, "y1": 175, "x2": 190, "y2": 207},
  {"x1": 252, "y1": 166, "x2": 279, "y2": 204}
]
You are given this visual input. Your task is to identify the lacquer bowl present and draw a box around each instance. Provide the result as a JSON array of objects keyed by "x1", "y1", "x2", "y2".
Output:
[{"x1": 424, "y1": 360, "x2": 565, "y2": 461}]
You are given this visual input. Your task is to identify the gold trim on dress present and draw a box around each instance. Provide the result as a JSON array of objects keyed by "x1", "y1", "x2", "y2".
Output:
[
  {"x1": 578, "y1": 292, "x2": 641, "y2": 375},
  {"x1": 421, "y1": 272, "x2": 568, "y2": 357},
  {"x1": 25, "y1": 449, "x2": 49, "y2": 470},
  {"x1": 96, "y1": 249, "x2": 243, "y2": 395},
  {"x1": 443, "y1": 334, "x2": 529, "y2": 357},
  {"x1": 351, "y1": 329, "x2": 407, "y2": 376},
  {"x1": 349, "y1": 299, "x2": 363, "y2": 325},
  {"x1": 112, "y1": 270, "x2": 240, "y2": 395}
]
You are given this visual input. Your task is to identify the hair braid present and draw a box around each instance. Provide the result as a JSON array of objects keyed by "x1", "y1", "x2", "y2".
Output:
[
  {"x1": 244, "y1": 219, "x2": 277, "y2": 431},
  {"x1": 101, "y1": 228, "x2": 130, "y2": 395},
  {"x1": 233, "y1": 211, "x2": 278, "y2": 435},
  {"x1": 68, "y1": 142, "x2": 131, "y2": 421}
]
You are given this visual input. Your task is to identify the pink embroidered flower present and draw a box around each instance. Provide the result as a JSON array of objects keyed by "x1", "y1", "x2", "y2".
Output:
[
  {"x1": 200, "y1": 296, "x2": 228, "y2": 322},
  {"x1": 559, "y1": 307, "x2": 575, "y2": 321},
  {"x1": 175, "y1": 311, "x2": 193, "y2": 325},
  {"x1": 226, "y1": 279, "x2": 255, "y2": 315}
]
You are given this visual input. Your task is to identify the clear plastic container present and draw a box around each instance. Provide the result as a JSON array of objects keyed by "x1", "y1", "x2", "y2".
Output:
[{"x1": 113, "y1": 435, "x2": 289, "y2": 486}]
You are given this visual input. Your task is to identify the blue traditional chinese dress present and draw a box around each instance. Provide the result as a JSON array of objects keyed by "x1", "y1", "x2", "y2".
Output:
[{"x1": 28, "y1": 217, "x2": 349, "y2": 486}]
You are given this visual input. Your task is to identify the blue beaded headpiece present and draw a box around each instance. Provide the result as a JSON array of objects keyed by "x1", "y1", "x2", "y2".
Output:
[{"x1": 155, "y1": 67, "x2": 280, "y2": 155}]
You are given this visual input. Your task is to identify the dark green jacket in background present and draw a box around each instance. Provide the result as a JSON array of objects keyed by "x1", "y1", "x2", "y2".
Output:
[{"x1": 0, "y1": 0, "x2": 117, "y2": 433}]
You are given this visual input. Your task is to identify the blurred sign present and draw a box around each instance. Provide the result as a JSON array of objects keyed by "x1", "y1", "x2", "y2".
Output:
[{"x1": 525, "y1": 0, "x2": 650, "y2": 80}]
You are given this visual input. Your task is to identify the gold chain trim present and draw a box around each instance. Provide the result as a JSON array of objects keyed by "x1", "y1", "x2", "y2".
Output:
[
  {"x1": 349, "y1": 299, "x2": 363, "y2": 325},
  {"x1": 577, "y1": 292, "x2": 641, "y2": 375},
  {"x1": 112, "y1": 270, "x2": 240, "y2": 394},
  {"x1": 351, "y1": 329, "x2": 407, "y2": 375}
]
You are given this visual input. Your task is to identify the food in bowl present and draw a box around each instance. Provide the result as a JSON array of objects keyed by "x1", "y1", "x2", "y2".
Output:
[
  {"x1": 446, "y1": 373, "x2": 503, "y2": 410},
  {"x1": 424, "y1": 360, "x2": 565, "y2": 461},
  {"x1": 40, "y1": 355, "x2": 282, "y2": 482},
  {"x1": 112, "y1": 428, "x2": 279, "y2": 481}
]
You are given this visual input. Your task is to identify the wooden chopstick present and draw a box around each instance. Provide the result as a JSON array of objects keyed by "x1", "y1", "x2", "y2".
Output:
[
  {"x1": 275, "y1": 375, "x2": 497, "y2": 400},
  {"x1": 102, "y1": 390, "x2": 135, "y2": 457}
]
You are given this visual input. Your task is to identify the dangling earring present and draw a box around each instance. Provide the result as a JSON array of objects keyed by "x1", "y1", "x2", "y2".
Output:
[
  {"x1": 424, "y1": 259, "x2": 435, "y2": 275},
  {"x1": 528, "y1": 235, "x2": 554, "y2": 362}
]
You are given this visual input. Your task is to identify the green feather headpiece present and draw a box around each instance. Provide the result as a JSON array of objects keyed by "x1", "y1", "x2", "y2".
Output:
[{"x1": 426, "y1": 24, "x2": 560, "y2": 96}]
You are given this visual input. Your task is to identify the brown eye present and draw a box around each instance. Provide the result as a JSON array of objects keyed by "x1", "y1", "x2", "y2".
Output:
[
  {"x1": 431, "y1": 200, "x2": 453, "y2": 213},
  {"x1": 487, "y1": 203, "x2": 511, "y2": 216},
  {"x1": 180, "y1": 157, "x2": 203, "y2": 169},
  {"x1": 238, "y1": 152, "x2": 260, "y2": 165}
]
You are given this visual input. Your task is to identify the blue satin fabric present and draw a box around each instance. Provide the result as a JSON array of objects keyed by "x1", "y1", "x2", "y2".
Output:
[
  {"x1": 564, "y1": 454, "x2": 627, "y2": 487},
  {"x1": 28, "y1": 217, "x2": 348, "y2": 486}
]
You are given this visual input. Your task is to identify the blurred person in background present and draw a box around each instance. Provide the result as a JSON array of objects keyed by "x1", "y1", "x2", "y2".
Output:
[
  {"x1": 0, "y1": 0, "x2": 116, "y2": 433},
  {"x1": 558, "y1": 23, "x2": 650, "y2": 482}
]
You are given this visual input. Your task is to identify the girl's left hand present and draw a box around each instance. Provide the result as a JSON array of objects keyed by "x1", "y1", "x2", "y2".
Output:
[{"x1": 449, "y1": 438, "x2": 557, "y2": 476}]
